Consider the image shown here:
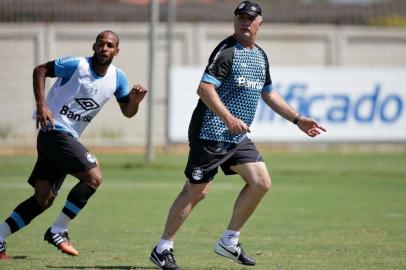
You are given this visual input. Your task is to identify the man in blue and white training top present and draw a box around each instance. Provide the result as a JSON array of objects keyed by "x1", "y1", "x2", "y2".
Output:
[
  {"x1": 0, "y1": 30, "x2": 147, "y2": 259},
  {"x1": 149, "y1": 2, "x2": 326, "y2": 269}
]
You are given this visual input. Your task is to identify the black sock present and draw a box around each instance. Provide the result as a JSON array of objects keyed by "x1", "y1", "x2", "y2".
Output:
[
  {"x1": 5, "y1": 196, "x2": 43, "y2": 233},
  {"x1": 62, "y1": 182, "x2": 96, "y2": 219}
]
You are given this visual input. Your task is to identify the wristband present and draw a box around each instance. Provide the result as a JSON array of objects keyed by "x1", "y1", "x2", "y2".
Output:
[{"x1": 293, "y1": 114, "x2": 301, "y2": 125}]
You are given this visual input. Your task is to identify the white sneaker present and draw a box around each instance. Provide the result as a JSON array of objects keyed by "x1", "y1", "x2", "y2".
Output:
[{"x1": 214, "y1": 238, "x2": 256, "y2": 266}]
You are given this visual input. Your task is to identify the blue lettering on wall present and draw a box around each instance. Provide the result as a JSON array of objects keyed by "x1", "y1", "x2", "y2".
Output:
[
  {"x1": 380, "y1": 95, "x2": 403, "y2": 123},
  {"x1": 354, "y1": 85, "x2": 380, "y2": 122},
  {"x1": 256, "y1": 83, "x2": 403, "y2": 125},
  {"x1": 327, "y1": 95, "x2": 350, "y2": 122}
]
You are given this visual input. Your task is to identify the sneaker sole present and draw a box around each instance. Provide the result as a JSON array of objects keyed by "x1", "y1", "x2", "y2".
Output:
[
  {"x1": 214, "y1": 249, "x2": 243, "y2": 264},
  {"x1": 44, "y1": 239, "x2": 79, "y2": 256},
  {"x1": 149, "y1": 256, "x2": 162, "y2": 268},
  {"x1": 149, "y1": 254, "x2": 179, "y2": 270}
]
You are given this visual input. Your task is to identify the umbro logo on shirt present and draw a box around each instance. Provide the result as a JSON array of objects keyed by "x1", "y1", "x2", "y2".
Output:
[
  {"x1": 75, "y1": 98, "x2": 100, "y2": 111},
  {"x1": 58, "y1": 99, "x2": 99, "y2": 123}
]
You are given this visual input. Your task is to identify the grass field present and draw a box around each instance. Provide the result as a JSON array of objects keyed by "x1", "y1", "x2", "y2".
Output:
[{"x1": 0, "y1": 149, "x2": 405, "y2": 270}]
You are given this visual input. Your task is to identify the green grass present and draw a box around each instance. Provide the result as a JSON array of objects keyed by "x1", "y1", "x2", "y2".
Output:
[{"x1": 0, "y1": 150, "x2": 406, "y2": 270}]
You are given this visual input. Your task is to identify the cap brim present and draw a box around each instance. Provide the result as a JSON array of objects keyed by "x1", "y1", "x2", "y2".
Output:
[{"x1": 235, "y1": 10, "x2": 260, "y2": 17}]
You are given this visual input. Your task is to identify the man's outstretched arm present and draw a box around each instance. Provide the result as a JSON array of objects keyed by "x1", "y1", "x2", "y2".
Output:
[{"x1": 261, "y1": 90, "x2": 326, "y2": 137}]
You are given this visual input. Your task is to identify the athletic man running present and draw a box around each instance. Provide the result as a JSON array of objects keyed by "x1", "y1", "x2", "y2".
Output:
[{"x1": 0, "y1": 30, "x2": 147, "y2": 259}]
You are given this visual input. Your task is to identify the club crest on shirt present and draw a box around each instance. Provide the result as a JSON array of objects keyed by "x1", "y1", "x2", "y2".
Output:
[
  {"x1": 261, "y1": 64, "x2": 266, "y2": 75},
  {"x1": 89, "y1": 86, "x2": 98, "y2": 95}
]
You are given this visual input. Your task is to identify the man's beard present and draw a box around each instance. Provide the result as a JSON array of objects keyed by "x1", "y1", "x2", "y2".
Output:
[{"x1": 94, "y1": 54, "x2": 112, "y2": 66}]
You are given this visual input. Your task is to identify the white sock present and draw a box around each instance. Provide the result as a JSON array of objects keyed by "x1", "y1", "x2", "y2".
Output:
[
  {"x1": 0, "y1": 222, "x2": 11, "y2": 242},
  {"x1": 221, "y1": 229, "x2": 240, "y2": 246},
  {"x1": 156, "y1": 239, "x2": 174, "y2": 254},
  {"x1": 51, "y1": 213, "x2": 71, "y2": 234}
]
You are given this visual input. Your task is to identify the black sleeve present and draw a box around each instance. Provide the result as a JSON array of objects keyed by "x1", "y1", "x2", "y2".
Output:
[
  {"x1": 204, "y1": 36, "x2": 236, "y2": 83},
  {"x1": 45, "y1": 61, "x2": 56, "y2": 78},
  {"x1": 117, "y1": 94, "x2": 130, "y2": 103},
  {"x1": 257, "y1": 45, "x2": 272, "y2": 86}
]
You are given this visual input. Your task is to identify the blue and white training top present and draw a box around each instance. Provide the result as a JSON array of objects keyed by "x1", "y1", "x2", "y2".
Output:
[
  {"x1": 34, "y1": 56, "x2": 129, "y2": 139},
  {"x1": 188, "y1": 35, "x2": 273, "y2": 144}
]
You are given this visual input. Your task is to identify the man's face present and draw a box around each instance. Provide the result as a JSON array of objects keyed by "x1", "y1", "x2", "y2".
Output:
[
  {"x1": 92, "y1": 33, "x2": 119, "y2": 66},
  {"x1": 234, "y1": 13, "x2": 262, "y2": 39}
]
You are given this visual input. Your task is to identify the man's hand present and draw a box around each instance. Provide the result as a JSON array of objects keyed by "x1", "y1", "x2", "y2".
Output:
[
  {"x1": 119, "y1": 84, "x2": 148, "y2": 118},
  {"x1": 297, "y1": 116, "x2": 326, "y2": 137},
  {"x1": 36, "y1": 106, "x2": 55, "y2": 130},
  {"x1": 225, "y1": 115, "x2": 250, "y2": 134},
  {"x1": 130, "y1": 84, "x2": 147, "y2": 104}
]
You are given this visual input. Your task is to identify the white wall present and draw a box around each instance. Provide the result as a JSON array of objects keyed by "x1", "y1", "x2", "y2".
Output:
[{"x1": 0, "y1": 23, "x2": 405, "y2": 146}]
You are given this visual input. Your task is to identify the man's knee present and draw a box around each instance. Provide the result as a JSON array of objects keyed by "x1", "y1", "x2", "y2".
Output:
[
  {"x1": 185, "y1": 181, "x2": 211, "y2": 203},
  {"x1": 34, "y1": 180, "x2": 57, "y2": 210},
  {"x1": 194, "y1": 186, "x2": 210, "y2": 201},
  {"x1": 88, "y1": 171, "x2": 102, "y2": 189},
  {"x1": 252, "y1": 175, "x2": 271, "y2": 193},
  {"x1": 34, "y1": 193, "x2": 56, "y2": 210},
  {"x1": 261, "y1": 176, "x2": 271, "y2": 192},
  {"x1": 74, "y1": 167, "x2": 103, "y2": 189},
  {"x1": 237, "y1": 162, "x2": 272, "y2": 192}
]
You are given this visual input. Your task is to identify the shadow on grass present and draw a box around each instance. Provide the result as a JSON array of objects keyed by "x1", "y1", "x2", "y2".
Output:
[
  {"x1": 45, "y1": 266, "x2": 220, "y2": 270},
  {"x1": 46, "y1": 266, "x2": 157, "y2": 270},
  {"x1": 11, "y1": 255, "x2": 30, "y2": 260}
]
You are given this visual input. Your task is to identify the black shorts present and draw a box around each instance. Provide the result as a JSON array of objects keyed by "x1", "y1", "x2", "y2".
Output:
[
  {"x1": 28, "y1": 130, "x2": 98, "y2": 194},
  {"x1": 184, "y1": 137, "x2": 263, "y2": 184}
]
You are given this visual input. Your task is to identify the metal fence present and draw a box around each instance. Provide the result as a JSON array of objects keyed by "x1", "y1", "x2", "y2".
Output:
[{"x1": 1, "y1": 0, "x2": 406, "y2": 26}]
